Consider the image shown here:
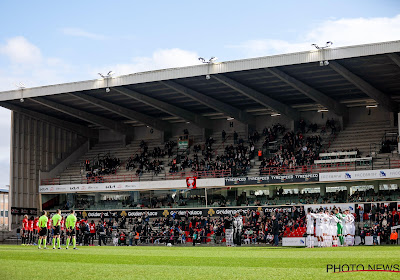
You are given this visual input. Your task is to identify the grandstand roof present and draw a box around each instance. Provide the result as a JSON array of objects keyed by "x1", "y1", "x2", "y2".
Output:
[{"x1": 1, "y1": 40, "x2": 400, "y2": 133}]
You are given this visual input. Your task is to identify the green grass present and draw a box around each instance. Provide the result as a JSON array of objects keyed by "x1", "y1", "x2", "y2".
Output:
[{"x1": 0, "y1": 245, "x2": 399, "y2": 280}]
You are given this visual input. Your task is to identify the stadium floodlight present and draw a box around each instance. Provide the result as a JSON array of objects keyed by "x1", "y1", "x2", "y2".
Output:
[
  {"x1": 199, "y1": 57, "x2": 218, "y2": 64},
  {"x1": 98, "y1": 71, "x2": 114, "y2": 79},
  {"x1": 199, "y1": 57, "x2": 218, "y2": 79},
  {"x1": 317, "y1": 109, "x2": 329, "y2": 112},
  {"x1": 15, "y1": 82, "x2": 26, "y2": 102},
  {"x1": 98, "y1": 71, "x2": 114, "y2": 92},
  {"x1": 271, "y1": 113, "x2": 281, "y2": 117},
  {"x1": 312, "y1": 42, "x2": 332, "y2": 66},
  {"x1": 366, "y1": 105, "x2": 378, "y2": 108},
  {"x1": 312, "y1": 41, "x2": 333, "y2": 50},
  {"x1": 227, "y1": 117, "x2": 234, "y2": 121},
  {"x1": 209, "y1": 57, "x2": 218, "y2": 63}
]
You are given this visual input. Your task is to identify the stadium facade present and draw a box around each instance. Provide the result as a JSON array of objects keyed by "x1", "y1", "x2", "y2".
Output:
[{"x1": 1, "y1": 40, "x2": 400, "y2": 229}]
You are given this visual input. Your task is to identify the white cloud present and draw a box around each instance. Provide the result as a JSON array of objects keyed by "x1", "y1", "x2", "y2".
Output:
[
  {"x1": 62, "y1": 27, "x2": 107, "y2": 40},
  {"x1": 0, "y1": 37, "x2": 78, "y2": 91},
  {"x1": 0, "y1": 108, "x2": 10, "y2": 187},
  {"x1": 0, "y1": 36, "x2": 42, "y2": 64},
  {"x1": 96, "y1": 48, "x2": 200, "y2": 76},
  {"x1": 228, "y1": 14, "x2": 400, "y2": 57}
]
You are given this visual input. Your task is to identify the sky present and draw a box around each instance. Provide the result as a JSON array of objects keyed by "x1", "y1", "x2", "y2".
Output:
[{"x1": 0, "y1": 0, "x2": 399, "y2": 187}]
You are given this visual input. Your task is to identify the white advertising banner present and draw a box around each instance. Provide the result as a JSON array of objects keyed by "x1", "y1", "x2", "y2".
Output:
[
  {"x1": 282, "y1": 237, "x2": 306, "y2": 246},
  {"x1": 39, "y1": 178, "x2": 225, "y2": 193},
  {"x1": 354, "y1": 236, "x2": 380, "y2": 246},
  {"x1": 319, "y1": 168, "x2": 400, "y2": 182},
  {"x1": 304, "y1": 203, "x2": 356, "y2": 213}
]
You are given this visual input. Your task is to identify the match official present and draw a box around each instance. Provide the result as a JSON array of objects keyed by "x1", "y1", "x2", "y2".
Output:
[
  {"x1": 52, "y1": 209, "x2": 62, "y2": 249},
  {"x1": 38, "y1": 211, "x2": 48, "y2": 249},
  {"x1": 66, "y1": 210, "x2": 78, "y2": 250}
]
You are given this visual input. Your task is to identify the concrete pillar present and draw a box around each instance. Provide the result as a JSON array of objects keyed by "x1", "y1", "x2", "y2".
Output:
[
  {"x1": 95, "y1": 193, "x2": 101, "y2": 204},
  {"x1": 320, "y1": 184, "x2": 326, "y2": 196},
  {"x1": 290, "y1": 120, "x2": 295, "y2": 132},
  {"x1": 398, "y1": 113, "x2": 400, "y2": 153},
  {"x1": 373, "y1": 181, "x2": 380, "y2": 193},
  {"x1": 347, "y1": 185, "x2": 351, "y2": 196},
  {"x1": 67, "y1": 193, "x2": 74, "y2": 208},
  {"x1": 269, "y1": 186, "x2": 276, "y2": 198}
]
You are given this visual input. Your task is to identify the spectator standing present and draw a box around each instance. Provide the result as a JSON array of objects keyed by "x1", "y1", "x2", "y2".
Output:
[
  {"x1": 97, "y1": 221, "x2": 106, "y2": 246},
  {"x1": 272, "y1": 215, "x2": 279, "y2": 246},
  {"x1": 390, "y1": 230, "x2": 398, "y2": 244},
  {"x1": 234, "y1": 131, "x2": 238, "y2": 144}
]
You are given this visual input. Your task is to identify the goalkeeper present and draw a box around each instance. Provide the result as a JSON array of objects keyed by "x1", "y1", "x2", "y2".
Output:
[{"x1": 334, "y1": 209, "x2": 345, "y2": 246}]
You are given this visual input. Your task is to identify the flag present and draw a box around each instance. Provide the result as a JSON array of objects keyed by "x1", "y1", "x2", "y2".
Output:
[{"x1": 186, "y1": 177, "x2": 197, "y2": 189}]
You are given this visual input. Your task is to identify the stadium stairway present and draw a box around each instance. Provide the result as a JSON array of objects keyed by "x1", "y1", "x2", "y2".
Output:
[
  {"x1": 247, "y1": 128, "x2": 331, "y2": 177},
  {"x1": 55, "y1": 138, "x2": 174, "y2": 184},
  {"x1": 328, "y1": 120, "x2": 396, "y2": 157}
]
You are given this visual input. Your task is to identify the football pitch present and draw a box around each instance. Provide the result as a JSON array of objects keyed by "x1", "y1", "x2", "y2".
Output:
[{"x1": 0, "y1": 245, "x2": 399, "y2": 280}]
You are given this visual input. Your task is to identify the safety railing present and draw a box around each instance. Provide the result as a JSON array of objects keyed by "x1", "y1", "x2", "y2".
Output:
[
  {"x1": 259, "y1": 159, "x2": 400, "y2": 175},
  {"x1": 40, "y1": 159, "x2": 400, "y2": 186},
  {"x1": 41, "y1": 169, "x2": 232, "y2": 185}
]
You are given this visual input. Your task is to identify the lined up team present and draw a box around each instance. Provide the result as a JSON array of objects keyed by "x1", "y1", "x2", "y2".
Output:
[
  {"x1": 21, "y1": 209, "x2": 78, "y2": 249},
  {"x1": 306, "y1": 208, "x2": 355, "y2": 248}
]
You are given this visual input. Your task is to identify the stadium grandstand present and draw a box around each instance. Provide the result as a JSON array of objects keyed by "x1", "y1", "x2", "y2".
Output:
[{"x1": 1, "y1": 40, "x2": 400, "y2": 246}]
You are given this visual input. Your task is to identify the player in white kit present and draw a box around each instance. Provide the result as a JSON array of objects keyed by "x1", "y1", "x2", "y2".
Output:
[
  {"x1": 314, "y1": 209, "x2": 324, "y2": 247},
  {"x1": 329, "y1": 211, "x2": 339, "y2": 247},
  {"x1": 322, "y1": 210, "x2": 331, "y2": 247},
  {"x1": 306, "y1": 208, "x2": 317, "y2": 248},
  {"x1": 344, "y1": 210, "x2": 355, "y2": 246}
]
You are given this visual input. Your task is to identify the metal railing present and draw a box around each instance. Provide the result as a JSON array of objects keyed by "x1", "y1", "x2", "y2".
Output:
[
  {"x1": 259, "y1": 159, "x2": 400, "y2": 175},
  {"x1": 41, "y1": 169, "x2": 232, "y2": 185}
]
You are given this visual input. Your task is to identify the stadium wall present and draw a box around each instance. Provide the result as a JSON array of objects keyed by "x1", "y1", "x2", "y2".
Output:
[
  {"x1": 346, "y1": 106, "x2": 393, "y2": 124},
  {"x1": 10, "y1": 112, "x2": 87, "y2": 227}
]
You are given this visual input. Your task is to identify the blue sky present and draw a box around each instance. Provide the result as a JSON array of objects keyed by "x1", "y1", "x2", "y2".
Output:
[{"x1": 0, "y1": 0, "x2": 399, "y2": 186}]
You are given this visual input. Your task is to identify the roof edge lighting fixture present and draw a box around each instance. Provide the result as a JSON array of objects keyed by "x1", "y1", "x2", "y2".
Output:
[
  {"x1": 317, "y1": 109, "x2": 329, "y2": 112},
  {"x1": 366, "y1": 105, "x2": 378, "y2": 108},
  {"x1": 312, "y1": 41, "x2": 332, "y2": 67},
  {"x1": 271, "y1": 113, "x2": 281, "y2": 117},
  {"x1": 98, "y1": 71, "x2": 115, "y2": 92},
  {"x1": 15, "y1": 82, "x2": 26, "y2": 102},
  {"x1": 198, "y1": 57, "x2": 218, "y2": 64},
  {"x1": 199, "y1": 57, "x2": 218, "y2": 80},
  {"x1": 227, "y1": 117, "x2": 235, "y2": 121}
]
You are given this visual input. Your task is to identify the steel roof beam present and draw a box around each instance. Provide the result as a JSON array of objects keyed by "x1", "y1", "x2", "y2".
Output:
[
  {"x1": 113, "y1": 87, "x2": 212, "y2": 129},
  {"x1": 387, "y1": 53, "x2": 400, "y2": 68},
  {"x1": 160, "y1": 80, "x2": 255, "y2": 125},
  {"x1": 69, "y1": 93, "x2": 171, "y2": 132},
  {"x1": 213, "y1": 74, "x2": 299, "y2": 120},
  {"x1": 0, "y1": 102, "x2": 97, "y2": 138},
  {"x1": 329, "y1": 61, "x2": 397, "y2": 112},
  {"x1": 266, "y1": 68, "x2": 348, "y2": 116},
  {"x1": 30, "y1": 97, "x2": 135, "y2": 135}
]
